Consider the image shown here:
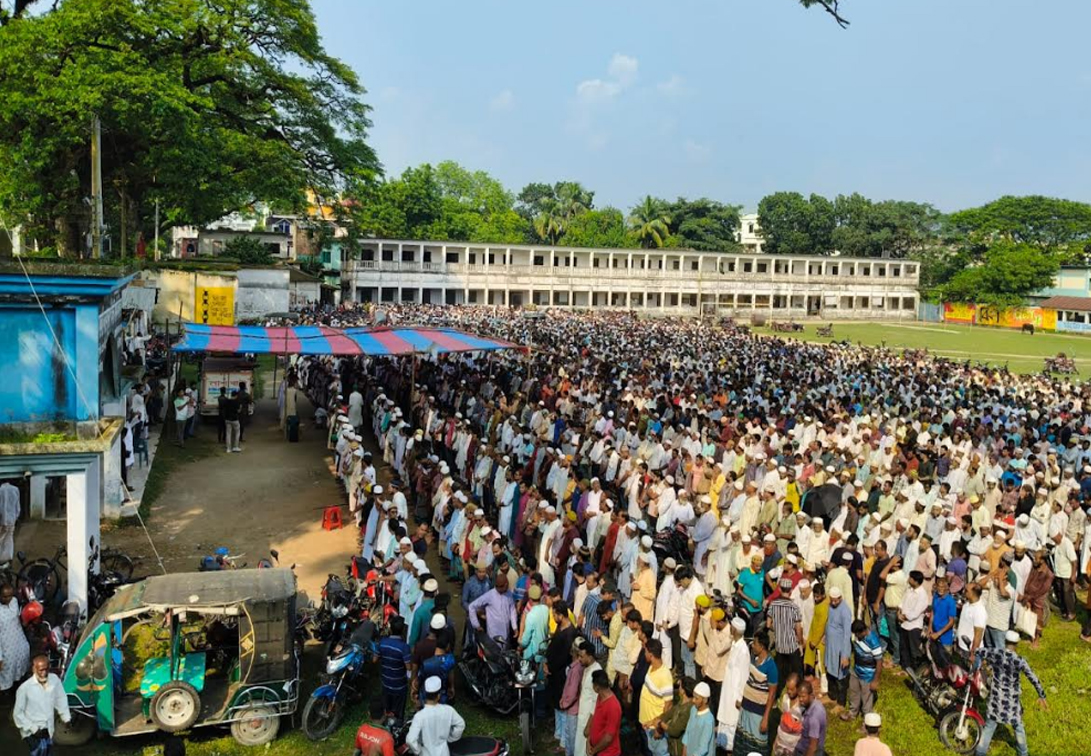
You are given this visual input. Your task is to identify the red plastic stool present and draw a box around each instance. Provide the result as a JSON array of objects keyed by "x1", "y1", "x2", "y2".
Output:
[{"x1": 322, "y1": 506, "x2": 343, "y2": 531}]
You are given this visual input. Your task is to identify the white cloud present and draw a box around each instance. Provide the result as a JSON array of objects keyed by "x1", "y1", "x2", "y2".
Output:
[
  {"x1": 489, "y1": 89, "x2": 515, "y2": 112},
  {"x1": 607, "y1": 53, "x2": 639, "y2": 86},
  {"x1": 657, "y1": 75, "x2": 686, "y2": 96},
  {"x1": 575, "y1": 53, "x2": 638, "y2": 103},
  {"x1": 684, "y1": 139, "x2": 711, "y2": 162}
]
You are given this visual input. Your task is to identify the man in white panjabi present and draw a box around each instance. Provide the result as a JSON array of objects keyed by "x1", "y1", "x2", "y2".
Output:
[{"x1": 716, "y1": 617, "x2": 750, "y2": 751}]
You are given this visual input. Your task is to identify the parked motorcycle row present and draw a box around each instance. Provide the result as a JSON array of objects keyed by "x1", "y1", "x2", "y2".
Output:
[{"x1": 0, "y1": 538, "x2": 139, "y2": 675}]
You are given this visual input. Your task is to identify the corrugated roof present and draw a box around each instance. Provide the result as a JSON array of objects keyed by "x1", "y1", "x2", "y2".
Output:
[
  {"x1": 1039, "y1": 295, "x2": 1091, "y2": 312},
  {"x1": 140, "y1": 568, "x2": 296, "y2": 607}
]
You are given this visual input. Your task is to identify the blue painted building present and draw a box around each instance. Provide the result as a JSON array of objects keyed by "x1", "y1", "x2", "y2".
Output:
[{"x1": 0, "y1": 267, "x2": 134, "y2": 425}]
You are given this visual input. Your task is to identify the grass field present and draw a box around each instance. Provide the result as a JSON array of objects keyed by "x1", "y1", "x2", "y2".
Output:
[{"x1": 751, "y1": 321, "x2": 1091, "y2": 375}]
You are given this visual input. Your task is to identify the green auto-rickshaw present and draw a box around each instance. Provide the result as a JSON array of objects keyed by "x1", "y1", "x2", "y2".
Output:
[{"x1": 55, "y1": 568, "x2": 300, "y2": 747}]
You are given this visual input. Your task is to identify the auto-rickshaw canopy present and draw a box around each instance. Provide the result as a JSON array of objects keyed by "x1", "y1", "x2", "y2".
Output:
[{"x1": 100, "y1": 568, "x2": 298, "y2": 685}]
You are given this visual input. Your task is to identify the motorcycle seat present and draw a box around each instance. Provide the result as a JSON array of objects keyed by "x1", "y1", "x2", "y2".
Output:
[{"x1": 450, "y1": 737, "x2": 501, "y2": 756}]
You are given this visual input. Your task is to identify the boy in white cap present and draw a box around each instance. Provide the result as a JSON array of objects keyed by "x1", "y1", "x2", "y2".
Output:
[
  {"x1": 682, "y1": 681, "x2": 715, "y2": 756},
  {"x1": 854, "y1": 712, "x2": 892, "y2": 756},
  {"x1": 406, "y1": 676, "x2": 465, "y2": 756}
]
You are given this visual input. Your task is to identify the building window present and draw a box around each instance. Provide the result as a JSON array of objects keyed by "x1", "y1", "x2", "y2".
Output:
[
  {"x1": 382, "y1": 248, "x2": 394, "y2": 262},
  {"x1": 829, "y1": 264, "x2": 839, "y2": 276},
  {"x1": 468, "y1": 253, "x2": 476, "y2": 265},
  {"x1": 423, "y1": 250, "x2": 433, "y2": 263},
  {"x1": 488, "y1": 253, "x2": 496, "y2": 265},
  {"x1": 757, "y1": 263, "x2": 768, "y2": 274},
  {"x1": 891, "y1": 265, "x2": 900, "y2": 277},
  {"x1": 401, "y1": 249, "x2": 414, "y2": 262},
  {"x1": 690, "y1": 260, "x2": 699, "y2": 271},
  {"x1": 445, "y1": 251, "x2": 459, "y2": 263},
  {"x1": 743, "y1": 262, "x2": 753, "y2": 273},
  {"x1": 593, "y1": 258, "x2": 600, "y2": 268},
  {"x1": 321, "y1": 249, "x2": 331, "y2": 264},
  {"x1": 534, "y1": 255, "x2": 544, "y2": 266},
  {"x1": 672, "y1": 260, "x2": 680, "y2": 270},
  {"x1": 861, "y1": 265, "x2": 871, "y2": 276}
]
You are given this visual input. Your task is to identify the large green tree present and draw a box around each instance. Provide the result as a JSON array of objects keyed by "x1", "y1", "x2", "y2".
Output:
[
  {"x1": 948, "y1": 195, "x2": 1091, "y2": 263},
  {"x1": 347, "y1": 162, "x2": 527, "y2": 246},
  {"x1": 756, "y1": 191, "x2": 836, "y2": 254},
  {"x1": 561, "y1": 208, "x2": 630, "y2": 249},
  {"x1": 0, "y1": 0, "x2": 377, "y2": 256},
  {"x1": 939, "y1": 242, "x2": 1061, "y2": 308},
  {"x1": 830, "y1": 194, "x2": 944, "y2": 258},
  {"x1": 666, "y1": 198, "x2": 742, "y2": 252}
]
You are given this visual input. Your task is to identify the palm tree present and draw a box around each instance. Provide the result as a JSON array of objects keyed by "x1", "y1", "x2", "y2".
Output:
[
  {"x1": 533, "y1": 208, "x2": 565, "y2": 245},
  {"x1": 628, "y1": 196, "x2": 671, "y2": 248}
]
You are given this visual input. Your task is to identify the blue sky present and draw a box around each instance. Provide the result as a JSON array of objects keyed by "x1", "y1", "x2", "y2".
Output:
[{"x1": 311, "y1": 0, "x2": 1091, "y2": 213}]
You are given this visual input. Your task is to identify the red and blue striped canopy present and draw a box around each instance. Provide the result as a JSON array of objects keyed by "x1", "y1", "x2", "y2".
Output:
[{"x1": 172, "y1": 323, "x2": 520, "y2": 356}]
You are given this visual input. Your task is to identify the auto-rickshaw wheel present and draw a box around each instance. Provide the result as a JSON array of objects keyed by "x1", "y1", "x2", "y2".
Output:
[
  {"x1": 53, "y1": 713, "x2": 96, "y2": 746},
  {"x1": 231, "y1": 706, "x2": 281, "y2": 746},
  {"x1": 151, "y1": 681, "x2": 201, "y2": 732}
]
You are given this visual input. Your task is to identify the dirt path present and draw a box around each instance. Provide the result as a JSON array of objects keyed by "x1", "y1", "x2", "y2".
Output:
[{"x1": 14, "y1": 386, "x2": 358, "y2": 603}]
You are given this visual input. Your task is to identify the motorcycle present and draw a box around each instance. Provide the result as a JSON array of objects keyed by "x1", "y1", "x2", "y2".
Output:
[
  {"x1": 46, "y1": 600, "x2": 82, "y2": 673},
  {"x1": 199, "y1": 547, "x2": 243, "y2": 571},
  {"x1": 906, "y1": 637, "x2": 987, "y2": 754},
  {"x1": 313, "y1": 573, "x2": 362, "y2": 657},
  {"x1": 302, "y1": 643, "x2": 370, "y2": 740},
  {"x1": 458, "y1": 635, "x2": 543, "y2": 754},
  {"x1": 651, "y1": 523, "x2": 690, "y2": 566},
  {"x1": 355, "y1": 717, "x2": 510, "y2": 756}
]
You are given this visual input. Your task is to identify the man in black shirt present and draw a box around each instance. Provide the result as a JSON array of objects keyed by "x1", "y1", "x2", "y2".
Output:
[{"x1": 223, "y1": 390, "x2": 241, "y2": 453}]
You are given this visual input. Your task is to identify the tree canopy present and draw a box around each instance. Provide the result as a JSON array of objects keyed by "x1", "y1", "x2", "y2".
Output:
[
  {"x1": 0, "y1": 0, "x2": 378, "y2": 256},
  {"x1": 948, "y1": 195, "x2": 1091, "y2": 264},
  {"x1": 938, "y1": 242, "x2": 1061, "y2": 309}
]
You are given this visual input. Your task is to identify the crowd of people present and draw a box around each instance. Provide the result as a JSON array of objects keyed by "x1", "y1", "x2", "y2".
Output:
[{"x1": 291, "y1": 303, "x2": 1089, "y2": 756}]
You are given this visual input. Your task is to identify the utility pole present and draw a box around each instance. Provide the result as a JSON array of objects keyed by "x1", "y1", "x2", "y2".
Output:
[
  {"x1": 90, "y1": 115, "x2": 104, "y2": 259},
  {"x1": 153, "y1": 197, "x2": 160, "y2": 261}
]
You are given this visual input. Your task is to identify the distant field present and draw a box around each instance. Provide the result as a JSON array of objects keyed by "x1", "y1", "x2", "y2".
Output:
[{"x1": 751, "y1": 320, "x2": 1091, "y2": 375}]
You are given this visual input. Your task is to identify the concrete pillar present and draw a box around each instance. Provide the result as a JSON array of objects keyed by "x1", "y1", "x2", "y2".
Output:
[
  {"x1": 29, "y1": 476, "x2": 47, "y2": 519},
  {"x1": 67, "y1": 459, "x2": 100, "y2": 619},
  {"x1": 102, "y1": 431, "x2": 123, "y2": 517}
]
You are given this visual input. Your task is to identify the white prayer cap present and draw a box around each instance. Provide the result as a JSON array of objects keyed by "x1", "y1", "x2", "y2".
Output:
[
  {"x1": 430, "y1": 613, "x2": 447, "y2": 630},
  {"x1": 424, "y1": 676, "x2": 443, "y2": 693},
  {"x1": 372, "y1": 485, "x2": 384, "y2": 495},
  {"x1": 787, "y1": 555, "x2": 799, "y2": 565},
  {"x1": 665, "y1": 475, "x2": 675, "y2": 485},
  {"x1": 828, "y1": 587, "x2": 843, "y2": 599},
  {"x1": 741, "y1": 534, "x2": 752, "y2": 543},
  {"x1": 481, "y1": 526, "x2": 492, "y2": 536},
  {"x1": 864, "y1": 712, "x2": 882, "y2": 728},
  {"x1": 1005, "y1": 630, "x2": 1021, "y2": 644},
  {"x1": 693, "y1": 682, "x2": 711, "y2": 698},
  {"x1": 664, "y1": 557, "x2": 677, "y2": 569},
  {"x1": 731, "y1": 617, "x2": 746, "y2": 633},
  {"x1": 626, "y1": 521, "x2": 638, "y2": 531},
  {"x1": 423, "y1": 578, "x2": 439, "y2": 592},
  {"x1": 798, "y1": 579, "x2": 811, "y2": 590},
  {"x1": 763, "y1": 534, "x2": 776, "y2": 543},
  {"x1": 641, "y1": 535, "x2": 653, "y2": 548},
  {"x1": 399, "y1": 537, "x2": 412, "y2": 546}
]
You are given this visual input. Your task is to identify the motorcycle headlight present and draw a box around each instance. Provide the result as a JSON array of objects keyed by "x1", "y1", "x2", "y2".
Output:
[{"x1": 326, "y1": 655, "x2": 350, "y2": 675}]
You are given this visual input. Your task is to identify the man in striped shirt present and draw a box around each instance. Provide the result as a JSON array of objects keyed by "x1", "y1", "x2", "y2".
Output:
[
  {"x1": 843, "y1": 619, "x2": 883, "y2": 722},
  {"x1": 581, "y1": 582, "x2": 617, "y2": 661},
  {"x1": 766, "y1": 577, "x2": 804, "y2": 686}
]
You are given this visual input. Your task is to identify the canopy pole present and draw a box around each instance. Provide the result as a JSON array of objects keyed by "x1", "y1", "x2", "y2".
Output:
[{"x1": 272, "y1": 355, "x2": 278, "y2": 401}]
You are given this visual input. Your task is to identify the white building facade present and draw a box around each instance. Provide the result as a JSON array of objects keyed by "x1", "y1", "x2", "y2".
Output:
[
  {"x1": 342, "y1": 237, "x2": 920, "y2": 316},
  {"x1": 342, "y1": 239, "x2": 920, "y2": 320}
]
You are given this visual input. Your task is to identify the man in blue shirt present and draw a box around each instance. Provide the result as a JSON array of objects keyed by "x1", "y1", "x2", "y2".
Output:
[
  {"x1": 929, "y1": 574, "x2": 958, "y2": 649},
  {"x1": 376, "y1": 616, "x2": 412, "y2": 720}
]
